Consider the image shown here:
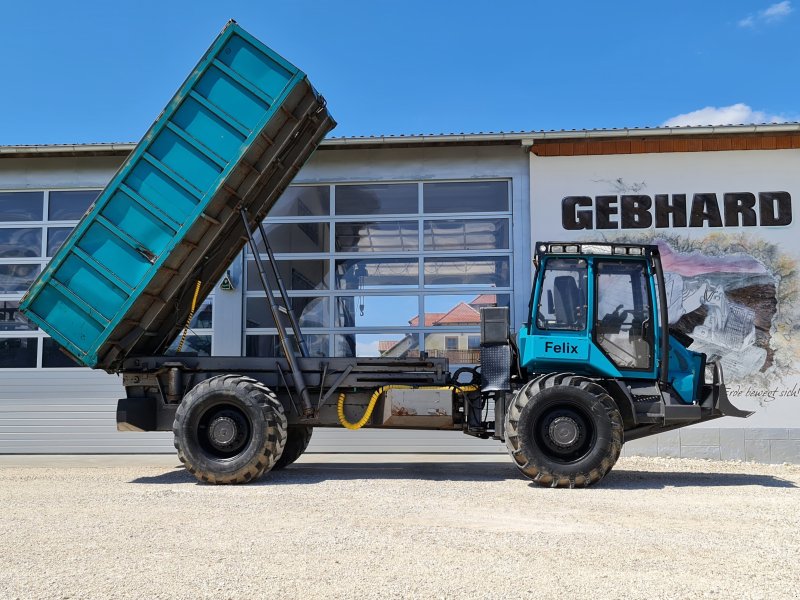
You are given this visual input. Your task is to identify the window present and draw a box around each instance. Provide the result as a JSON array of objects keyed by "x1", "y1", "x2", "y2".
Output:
[
  {"x1": 424, "y1": 218, "x2": 509, "y2": 251},
  {"x1": 335, "y1": 221, "x2": 418, "y2": 252},
  {"x1": 244, "y1": 181, "x2": 513, "y2": 366},
  {"x1": 42, "y1": 338, "x2": 80, "y2": 368},
  {"x1": 595, "y1": 260, "x2": 653, "y2": 370},
  {"x1": 48, "y1": 190, "x2": 98, "y2": 220},
  {"x1": 335, "y1": 184, "x2": 417, "y2": 215},
  {"x1": 535, "y1": 258, "x2": 588, "y2": 331},
  {"x1": 0, "y1": 337, "x2": 37, "y2": 368},
  {"x1": 423, "y1": 181, "x2": 509, "y2": 213},
  {"x1": 0, "y1": 301, "x2": 35, "y2": 331},
  {"x1": 0, "y1": 192, "x2": 43, "y2": 222},
  {"x1": 0, "y1": 188, "x2": 136, "y2": 368},
  {"x1": 47, "y1": 227, "x2": 72, "y2": 256},
  {"x1": 0, "y1": 228, "x2": 41, "y2": 258}
]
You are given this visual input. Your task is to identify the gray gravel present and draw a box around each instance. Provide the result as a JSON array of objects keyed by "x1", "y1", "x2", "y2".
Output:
[{"x1": 1, "y1": 454, "x2": 799, "y2": 600}]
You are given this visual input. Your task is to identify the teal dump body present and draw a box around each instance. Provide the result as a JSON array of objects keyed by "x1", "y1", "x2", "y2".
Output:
[{"x1": 20, "y1": 21, "x2": 335, "y2": 371}]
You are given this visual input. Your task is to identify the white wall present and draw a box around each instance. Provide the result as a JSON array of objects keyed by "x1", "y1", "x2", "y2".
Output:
[{"x1": 530, "y1": 149, "x2": 800, "y2": 428}]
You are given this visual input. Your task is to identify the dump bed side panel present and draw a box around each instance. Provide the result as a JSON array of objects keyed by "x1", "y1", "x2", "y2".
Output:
[{"x1": 20, "y1": 22, "x2": 335, "y2": 371}]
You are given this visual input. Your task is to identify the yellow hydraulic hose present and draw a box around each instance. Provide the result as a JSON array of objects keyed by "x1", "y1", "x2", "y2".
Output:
[
  {"x1": 176, "y1": 280, "x2": 202, "y2": 352},
  {"x1": 337, "y1": 384, "x2": 479, "y2": 430}
]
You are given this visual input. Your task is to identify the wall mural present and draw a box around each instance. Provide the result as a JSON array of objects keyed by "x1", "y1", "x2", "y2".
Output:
[
  {"x1": 577, "y1": 231, "x2": 798, "y2": 406},
  {"x1": 565, "y1": 197, "x2": 800, "y2": 405},
  {"x1": 530, "y1": 152, "x2": 800, "y2": 422}
]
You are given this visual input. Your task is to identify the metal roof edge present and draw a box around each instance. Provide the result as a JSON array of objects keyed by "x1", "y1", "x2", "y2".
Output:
[{"x1": 3, "y1": 122, "x2": 800, "y2": 157}]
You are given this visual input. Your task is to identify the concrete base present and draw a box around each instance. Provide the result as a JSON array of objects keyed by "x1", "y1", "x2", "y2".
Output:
[{"x1": 622, "y1": 427, "x2": 800, "y2": 464}]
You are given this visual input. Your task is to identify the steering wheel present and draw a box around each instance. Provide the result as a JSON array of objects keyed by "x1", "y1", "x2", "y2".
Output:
[{"x1": 600, "y1": 304, "x2": 631, "y2": 333}]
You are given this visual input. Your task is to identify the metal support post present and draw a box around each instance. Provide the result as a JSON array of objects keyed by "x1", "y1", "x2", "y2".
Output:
[
  {"x1": 239, "y1": 208, "x2": 314, "y2": 416},
  {"x1": 257, "y1": 221, "x2": 309, "y2": 358}
]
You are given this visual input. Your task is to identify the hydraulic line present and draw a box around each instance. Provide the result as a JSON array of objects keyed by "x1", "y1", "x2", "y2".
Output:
[
  {"x1": 176, "y1": 280, "x2": 202, "y2": 352},
  {"x1": 337, "y1": 384, "x2": 479, "y2": 430}
]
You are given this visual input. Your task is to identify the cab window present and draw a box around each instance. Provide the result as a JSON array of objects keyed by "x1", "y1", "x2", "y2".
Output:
[
  {"x1": 535, "y1": 258, "x2": 588, "y2": 331},
  {"x1": 595, "y1": 260, "x2": 653, "y2": 370}
]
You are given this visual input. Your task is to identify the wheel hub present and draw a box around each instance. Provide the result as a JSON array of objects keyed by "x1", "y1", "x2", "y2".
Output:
[
  {"x1": 208, "y1": 416, "x2": 238, "y2": 448},
  {"x1": 548, "y1": 416, "x2": 580, "y2": 448}
]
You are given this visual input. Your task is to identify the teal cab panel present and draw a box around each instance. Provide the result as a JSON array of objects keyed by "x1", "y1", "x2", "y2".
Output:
[
  {"x1": 518, "y1": 251, "x2": 663, "y2": 383},
  {"x1": 667, "y1": 335, "x2": 705, "y2": 403},
  {"x1": 20, "y1": 21, "x2": 336, "y2": 369}
]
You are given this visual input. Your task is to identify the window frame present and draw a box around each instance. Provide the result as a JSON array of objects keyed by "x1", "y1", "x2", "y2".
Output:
[
  {"x1": 592, "y1": 258, "x2": 655, "y2": 372},
  {"x1": 244, "y1": 179, "x2": 514, "y2": 363}
]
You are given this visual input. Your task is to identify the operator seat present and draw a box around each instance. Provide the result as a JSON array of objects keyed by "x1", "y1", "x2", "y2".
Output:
[{"x1": 553, "y1": 276, "x2": 582, "y2": 328}]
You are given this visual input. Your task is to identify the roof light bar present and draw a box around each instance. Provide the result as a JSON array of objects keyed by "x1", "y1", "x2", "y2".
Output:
[{"x1": 540, "y1": 242, "x2": 650, "y2": 256}]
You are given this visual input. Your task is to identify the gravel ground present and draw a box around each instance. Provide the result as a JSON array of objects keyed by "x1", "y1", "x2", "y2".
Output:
[{"x1": 0, "y1": 455, "x2": 799, "y2": 600}]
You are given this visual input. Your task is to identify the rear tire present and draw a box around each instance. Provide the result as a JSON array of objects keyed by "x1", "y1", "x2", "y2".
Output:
[
  {"x1": 272, "y1": 426, "x2": 313, "y2": 470},
  {"x1": 173, "y1": 374, "x2": 287, "y2": 484},
  {"x1": 505, "y1": 373, "x2": 623, "y2": 488}
]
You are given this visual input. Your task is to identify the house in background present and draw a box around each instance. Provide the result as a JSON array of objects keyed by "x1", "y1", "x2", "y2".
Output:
[{"x1": 380, "y1": 294, "x2": 501, "y2": 363}]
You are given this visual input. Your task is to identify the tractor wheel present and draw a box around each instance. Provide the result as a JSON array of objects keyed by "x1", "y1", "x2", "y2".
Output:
[
  {"x1": 505, "y1": 373, "x2": 623, "y2": 488},
  {"x1": 272, "y1": 426, "x2": 313, "y2": 470},
  {"x1": 173, "y1": 375, "x2": 287, "y2": 484}
]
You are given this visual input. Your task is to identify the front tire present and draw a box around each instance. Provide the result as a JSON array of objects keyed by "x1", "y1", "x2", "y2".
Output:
[
  {"x1": 173, "y1": 375, "x2": 287, "y2": 484},
  {"x1": 505, "y1": 373, "x2": 623, "y2": 488}
]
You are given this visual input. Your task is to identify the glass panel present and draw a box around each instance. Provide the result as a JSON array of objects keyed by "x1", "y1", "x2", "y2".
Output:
[
  {"x1": 268, "y1": 186, "x2": 330, "y2": 218},
  {"x1": 47, "y1": 227, "x2": 72, "y2": 256},
  {"x1": 334, "y1": 333, "x2": 419, "y2": 358},
  {"x1": 0, "y1": 192, "x2": 43, "y2": 222},
  {"x1": 249, "y1": 222, "x2": 329, "y2": 254},
  {"x1": 423, "y1": 218, "x2": 509, "y2": 251},
  {"x1": 245, "y1": 297, "x2": 329, "y2": 329},
  {"x1": 245, "y1": 334, "x2": 329, "y2": 358},
  {"x1": 190, "y1": 297, "x2": 213, "y2": 329},
  {"x1": 423, "y1": 181, "x2": 508, "y2": 213},
  {"x1": 335, "y1": 183, "x2": 417, "y2": 215},
  {"x1": 0, "y1": 337, "x2": 37, "y2": 368},
  {"x1": 424, "y1": 333, "x2": 480, "y2": 365},
  {"x1": 42, "y1": 338, "x2": 80, "y2": 367},
  {"x1": 424, "y1": 257, "x2": 509, "y2": 288},
  {"x1": 335, "y1": 295, "x2": 419, "y2": 327},
  {"x1": 0, "y1": 264, "x2": 40, "y2": 293},
  {"x1": 246, "y1": 259, "x2": 329, "y2": 291},
  {"x1": 0, "y1": 228, "x2": 41, "y2": 258},
  {"x1": 0, "y1": 300, "x2": 35, "y2": 331},
  {"x1": 536, "y1": 258, "x2": 588, "y2": 331},
  {"x1": 423, "y1": 294, "x2": 510, "y2": 326},
  {"x1": 48, "y1": 190, "x2": 99, "y2": 220},
  {"x1": 335, "y1": 258, "x2": 418, "y2": 289},
  {"x1": 335, "y1": 221, "x2": 418, "y2": 252},
  {"x1": 165, "y1": 334, "x2": 211, "y2": 356},
  {"x1": 596, "y1": 260, "x2": 652, "y2": 370}
]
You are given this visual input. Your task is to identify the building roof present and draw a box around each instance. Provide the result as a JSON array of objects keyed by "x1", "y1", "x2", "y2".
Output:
[
  {"x1": 4, "y1": 122, "x2": 800, "y2": 158},
  {"x1": 434, "y1": 302, "x2": 481, "y2": 325},
  {"x1": 377, "y1": 340, "x2": 399, "y2": 353},
  {"x1": 409, "y1": 313, "x2": 445, "y2": 327},
  {"x1": 470, "y1": 294, "x2": 497, "y2": 306}
]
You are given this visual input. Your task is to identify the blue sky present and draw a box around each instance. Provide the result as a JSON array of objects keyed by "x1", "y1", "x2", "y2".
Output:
[{"x1": 1, "y1": 0, "x2": 798, "y2": 145}]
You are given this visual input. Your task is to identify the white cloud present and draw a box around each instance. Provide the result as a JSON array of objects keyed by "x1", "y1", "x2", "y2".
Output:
[
  {"x1": 763, "y1": 0, "x2": 793, "y2": 20},
  {"x1": 662, "y1": 103, "x2": 787, "y2": 127},
  {"x1": 739, "y1": 1, "x2": 792, "y2": 27}
]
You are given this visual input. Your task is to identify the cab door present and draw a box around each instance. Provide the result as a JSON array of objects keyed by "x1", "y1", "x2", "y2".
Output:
[{"x1": 592, "y1": 258, "x2": 657, "y2": 378}]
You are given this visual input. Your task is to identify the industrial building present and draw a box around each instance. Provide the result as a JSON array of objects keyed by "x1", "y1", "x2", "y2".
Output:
[{"x1": 2, "y1": 122, "x2": 799, "y2": 461}]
